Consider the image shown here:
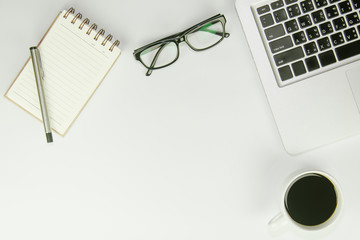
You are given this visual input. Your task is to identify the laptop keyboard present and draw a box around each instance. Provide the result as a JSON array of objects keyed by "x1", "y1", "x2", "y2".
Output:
[{"x1": 252, "y1": 0, "x2": 360, "y2": 87}]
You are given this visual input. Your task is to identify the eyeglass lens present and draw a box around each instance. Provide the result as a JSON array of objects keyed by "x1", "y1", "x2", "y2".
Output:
[
  {"x1": 186, "y1": 20, "x2": 224, "y2": 50},
  {"x1": 140, "y1": 42, "x2": 178, "y2": 69}
]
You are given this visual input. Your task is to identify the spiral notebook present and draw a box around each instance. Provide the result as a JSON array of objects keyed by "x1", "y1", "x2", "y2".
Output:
[{"x1": 5, "y1": 8, "x2": 121, "y2": 136}]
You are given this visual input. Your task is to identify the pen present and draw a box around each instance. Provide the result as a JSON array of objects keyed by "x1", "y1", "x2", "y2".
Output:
[{"x1": 30, "y1": 46, "x2": 53, "y2": 143}]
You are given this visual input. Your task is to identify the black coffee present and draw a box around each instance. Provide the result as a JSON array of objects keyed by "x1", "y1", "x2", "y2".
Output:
[{"x1": 284, "y1": 174, "x2": 337, "y2": 226}]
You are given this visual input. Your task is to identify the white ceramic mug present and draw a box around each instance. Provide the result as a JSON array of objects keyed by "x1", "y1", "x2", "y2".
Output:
[{"x1": 269, "y1": 170, "x2": 343, "y2": 234}]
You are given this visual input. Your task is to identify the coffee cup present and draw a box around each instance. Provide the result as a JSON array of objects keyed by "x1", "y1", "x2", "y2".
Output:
[{"x1": 269, "y1": 170, "x2": 343, "y2": 233}]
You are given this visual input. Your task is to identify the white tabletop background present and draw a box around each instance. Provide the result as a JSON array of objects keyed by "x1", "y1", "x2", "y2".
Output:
[{"x1": 1, "y1": 0, "x2": 360, "y2": 239}]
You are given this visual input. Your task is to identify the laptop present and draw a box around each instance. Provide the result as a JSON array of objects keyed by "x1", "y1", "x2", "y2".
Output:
[{"x1": 235, "y1": 0, "x2": 360, "y2": 154}]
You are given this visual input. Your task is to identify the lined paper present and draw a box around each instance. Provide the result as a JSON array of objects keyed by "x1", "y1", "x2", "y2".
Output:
[{"x1": 5, "y1": 10, "x2": 121, "y2": 135}]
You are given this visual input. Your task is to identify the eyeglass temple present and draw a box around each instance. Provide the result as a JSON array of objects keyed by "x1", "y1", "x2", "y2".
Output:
[
  {"x1": 199, "y1": 24, "x2": 230, "y2": 38},
  {"x1": 146, "y1": 43, "x2": 168, "y2": 76}
]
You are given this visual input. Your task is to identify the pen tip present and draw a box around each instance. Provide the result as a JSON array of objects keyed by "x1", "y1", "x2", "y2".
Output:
[{"x1": 46, "y1": 133, "x2": 53, "y2": 143}]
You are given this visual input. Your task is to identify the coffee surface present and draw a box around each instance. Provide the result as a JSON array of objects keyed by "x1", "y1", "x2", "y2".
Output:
[{"x1": 285, "y1": 174, "x2": 337, "y2": 226}]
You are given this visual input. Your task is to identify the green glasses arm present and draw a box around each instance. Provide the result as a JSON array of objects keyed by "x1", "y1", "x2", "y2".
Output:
[{"x1": 199, "y1": 23, "x2": 230, "y2": 38}]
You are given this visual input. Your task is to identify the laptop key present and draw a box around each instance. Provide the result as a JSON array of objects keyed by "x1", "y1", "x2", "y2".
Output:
[
  {"x1": 285, "y1": 19, "x2": 300, "y2": 32},
  {"x1": 319, "y1": 22, "x2": 334, "y2": 35},
  {"x1": 333, "y1": 17, "x2": 347, "y2": 30},
  {"x1": 306, "y1": 26, "x2": 320, "y2": 39},
  {"x1": 274, "y1": 46, "x2": 305, "y2": 66},
  {"x1": 271, "y1": 0, "x2": 285, "y2": 9},
  {"x1": 274, "y1": 9, "x2": 288, "y2": 22},
  {"x1": 278, "y1": 65, "x2": 293, "y2": 81},
  {"x1": 317, "y1": 37, "x2": 332, "y2": 50},
  {"x1": 335, "y1": 39, "x2": 360, "y2": 60},
  {"x1": 287, "y1": 4, "x2": 301, "y2": 18},
  {"x1": 292, "y1": 60, "x2": 307, "y2": 76},
  {"x1": 330, "y1": 32, "x2": 345, "y2": 46},
  {"x1": 325, "y1": 6, "x2": 339, "y2": 18},
  {"x1": 338, "y1": 1, "x2": 352, "y2": 14},
  {"x1": 298, "y1": 15, "x2": 312, "y2": 28},
  {"x1": 312, "y1": 10, "x2": 326, "y2": 23},
  {"x1": 346, "y1": 12, "x2": 360, "y2": 25},
  {"x1": 293, "y1": 31, "x2": 307, "y2": 44},
  {"x1": 344, "y1": 27, "x2": 358, "y2": 41},
  {"x1": 314, "y1": 0, "x2": 328, "y2": 8},
  {"x1": 352, "y1": 0, "x2": 360, "y2": 9},
  {"x1": 257, "y1": 5, "x2": 271, "y2": 14},
  {"x1": 304, "y1": 42, "x2": 318, "y2": 55},
  {"x1": 319, "y1": 50, "x2": 337, "y2": 66},
  {"x1": 265, "y1": 24, "x2": 286, "y2": 40},
  {"x1": 300, "y1": 0, "x2": 315, "y2": 12},
  {"x1": 269, "y1": 36, "x2": 294, "y2": 53},
  {"x1": 305, "y1": 56, "x2": 320, "y2": 71},
  {"x1": 260, "y1": 14, "x2": 275, "y2": 27}
]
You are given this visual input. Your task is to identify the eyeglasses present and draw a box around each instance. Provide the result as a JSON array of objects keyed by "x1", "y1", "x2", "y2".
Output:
[{"x1": 133, "y1": 14, "x2": 230, "y2": 76}]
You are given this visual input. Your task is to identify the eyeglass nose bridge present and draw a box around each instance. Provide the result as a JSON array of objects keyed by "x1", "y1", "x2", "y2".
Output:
[{"x1": 175, "y1": 35, "x2": 186, "y2": 43}]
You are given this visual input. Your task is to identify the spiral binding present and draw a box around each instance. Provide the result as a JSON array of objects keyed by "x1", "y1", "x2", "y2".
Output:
[
  {"x1": 63, "y1": 7, "x2": 120, "y2": 52},
  {"x1": 109, "y1": 40, "x2": 120, "y2": 52},
  {"x1": 63, "y1": 8, "x2": 75, "y2": 19},
  {"x1": 71, "y1": 13, "x2": 82, "y2": 24},
  {"x1": 94, "y1": 29, "x2": 105, "y2": 40},
  {"x1": 102, "y1": 34, "x2": 112, "y2": 46},
  {"x1": 86, "y1": 24, "x2": 97, "y2": 35},
  {"x1": 79, "y1": 18, "x2": 90, "y2": 30}
]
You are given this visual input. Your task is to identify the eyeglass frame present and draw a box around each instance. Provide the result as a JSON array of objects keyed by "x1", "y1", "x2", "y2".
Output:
[{"x1": 133, "y1": 14, "x2": 230, "y2": 76}]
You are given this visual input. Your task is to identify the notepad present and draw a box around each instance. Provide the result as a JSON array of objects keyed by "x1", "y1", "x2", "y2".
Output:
[{"x1": 5, "y1": 8, "x2": 121, "y2": 136}]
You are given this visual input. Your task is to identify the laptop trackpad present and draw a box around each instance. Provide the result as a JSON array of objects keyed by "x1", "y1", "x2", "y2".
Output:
[{"x1": 347, "y1": 66, "x2": 360, "y2": 113}]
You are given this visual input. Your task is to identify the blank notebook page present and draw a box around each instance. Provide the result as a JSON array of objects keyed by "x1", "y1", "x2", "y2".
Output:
[{"x1": 5, "y1": 9, "x2": 121, "y2": 136}]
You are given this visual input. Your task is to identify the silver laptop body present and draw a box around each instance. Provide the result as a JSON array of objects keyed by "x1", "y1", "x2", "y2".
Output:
[{"x1": 235, "y1": 0, "x2": 360, "y2": 154}]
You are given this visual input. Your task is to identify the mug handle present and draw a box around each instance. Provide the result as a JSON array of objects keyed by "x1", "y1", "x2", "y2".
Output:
[{"x1": 268, "y1": 212, "x2": 288, "y2": 233}]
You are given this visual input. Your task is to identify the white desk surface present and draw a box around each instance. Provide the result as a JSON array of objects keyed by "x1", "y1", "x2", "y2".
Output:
[{"x1": 1, "y1": 0, "x2": 360, "y2": 239}]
